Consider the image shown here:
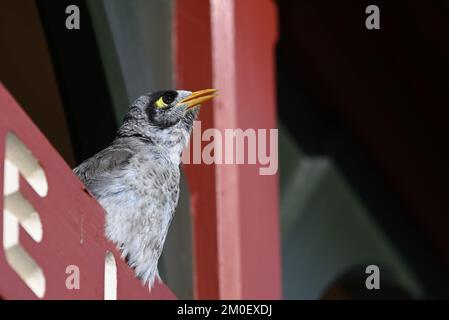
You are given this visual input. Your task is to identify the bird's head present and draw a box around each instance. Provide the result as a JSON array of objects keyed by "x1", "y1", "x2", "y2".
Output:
[
  {"x1": 117, "y1": 89, "x2": 217, "y2": 154},
  {"x1": 144, "y1": 89, "x2": 217, "y2": 128}
]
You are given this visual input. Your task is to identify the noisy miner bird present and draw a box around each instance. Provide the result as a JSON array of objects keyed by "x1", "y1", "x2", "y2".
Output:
[{"x1": 73, "y1": 89, "x2": 217, "y2": 287}]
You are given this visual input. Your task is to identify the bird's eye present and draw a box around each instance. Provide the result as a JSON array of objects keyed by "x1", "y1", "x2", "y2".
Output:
[
  {"x1": 162, "y1": 94, "x2": 175, "y2": 104},
  {"x1": 155, "y1": 94, "x2": 175, "y2": 109}
]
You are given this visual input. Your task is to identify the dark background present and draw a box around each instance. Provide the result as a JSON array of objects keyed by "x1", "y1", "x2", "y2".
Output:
[{"x1": 277, "y1": 0, "x2": 449, "y2": 298}]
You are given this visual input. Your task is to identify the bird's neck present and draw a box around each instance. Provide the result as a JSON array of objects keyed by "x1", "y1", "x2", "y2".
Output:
[
  {"x1": 149, "y1": 128, "x2": 189, "y2": 165},
  {"x1": 117, "y1": 121, "x2": 191, "y2": 165}
]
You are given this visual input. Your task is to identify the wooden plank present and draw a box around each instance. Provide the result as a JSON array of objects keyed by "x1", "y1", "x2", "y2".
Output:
[
  {"x1": 174, "y1": 0, "x2": 220, "y2": 300},
  {"x1": 0, "y1": 84, "x2": 176, "y2": 299},
  {"x1": 175, "y1": 0, "x2": 282, "y2": 299}
]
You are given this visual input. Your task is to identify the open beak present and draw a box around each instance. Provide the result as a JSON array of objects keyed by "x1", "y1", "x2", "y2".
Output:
[{"x1": 176, "y1": 89, "x2": 218, "y2": 109}]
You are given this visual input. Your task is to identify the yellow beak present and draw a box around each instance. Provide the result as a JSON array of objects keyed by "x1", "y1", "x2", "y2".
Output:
[{"x1": 176, "y1": 89, "x2": 218, "y2": 109}]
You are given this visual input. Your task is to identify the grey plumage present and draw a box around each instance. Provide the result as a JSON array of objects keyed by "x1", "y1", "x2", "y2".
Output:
[{"x1": 73, "y1": 89, "x2": 215, "y2": 287}]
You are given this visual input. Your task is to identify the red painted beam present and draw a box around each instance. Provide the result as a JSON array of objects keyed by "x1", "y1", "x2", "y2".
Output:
[
  {"x1": 174, "y1": 0, "x2": 219, "y2": 299},
  {"x1": 0, "y1": 84, "x2": 176, "y2": 299},
  {"x1": 175, "y1": 0, "x2": 282, "y2": 299}
]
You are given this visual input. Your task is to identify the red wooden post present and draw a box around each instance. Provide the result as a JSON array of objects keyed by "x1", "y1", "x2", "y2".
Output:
[
  {"x1": 0, "y1": 84, "x2": 175, "y2": 299},
  {"x1": 175, "y1": 0, "x2": 282, "y2": 299}
]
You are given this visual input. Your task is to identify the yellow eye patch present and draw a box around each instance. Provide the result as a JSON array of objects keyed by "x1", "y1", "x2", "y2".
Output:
[{"x1": 155, "y1": 97, "x2": 168, "y2": 109}]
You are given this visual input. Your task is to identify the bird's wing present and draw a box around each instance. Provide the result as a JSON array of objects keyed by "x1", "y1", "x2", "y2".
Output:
[{"x1": 73, "y1": 144, "x2": 134, "y2": 198}]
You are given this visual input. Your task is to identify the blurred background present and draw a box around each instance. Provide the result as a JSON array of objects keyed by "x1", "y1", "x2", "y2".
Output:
[{"x1": 1, "y1": 0, "x2": 449, "y2": 299}]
